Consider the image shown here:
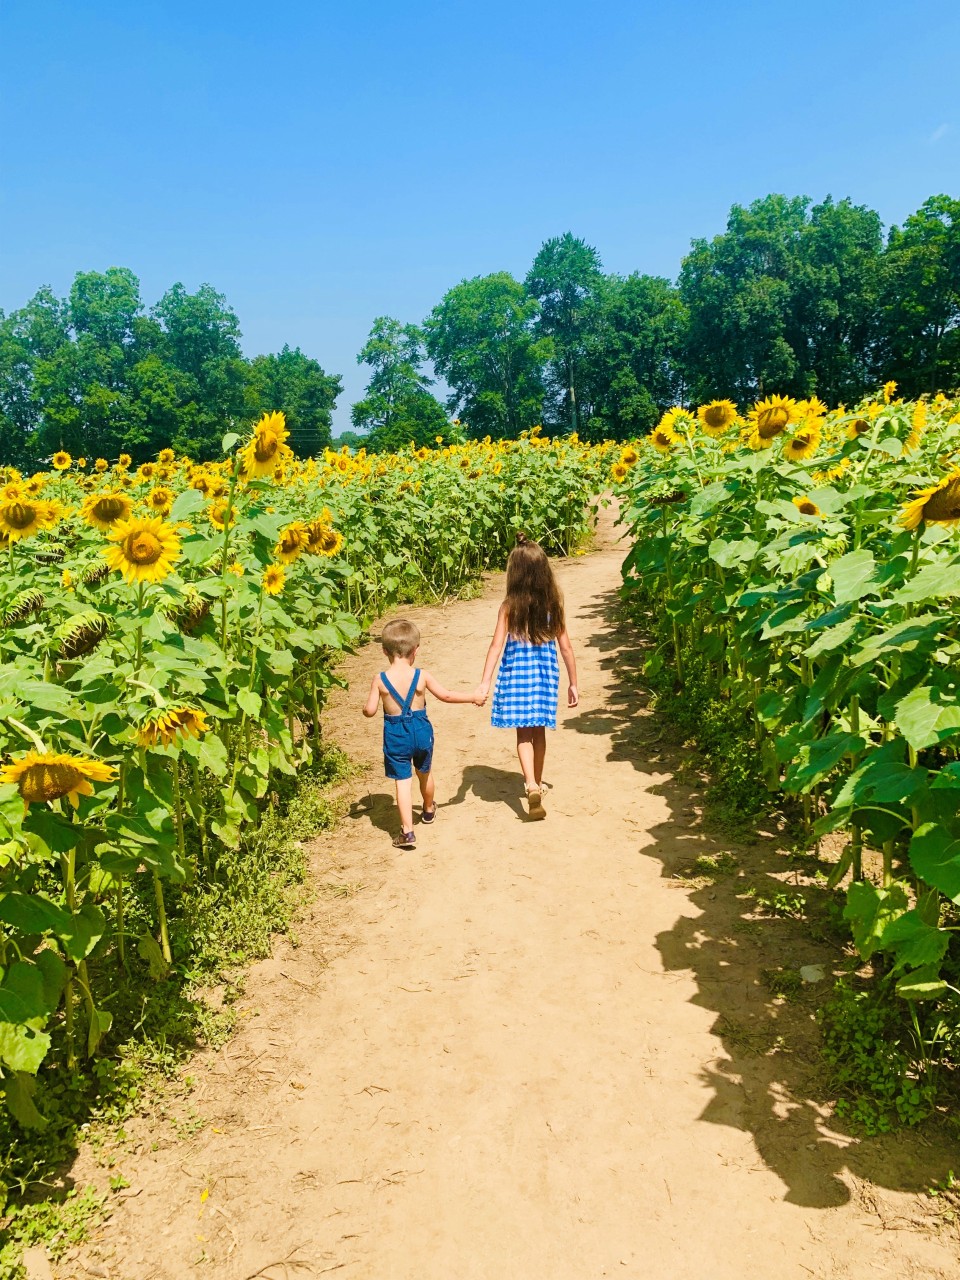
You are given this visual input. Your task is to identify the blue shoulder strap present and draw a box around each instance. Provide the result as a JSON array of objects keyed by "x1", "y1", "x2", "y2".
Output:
[{"x1": 381, "y1": 670, "x2": 419, "y2": 717}]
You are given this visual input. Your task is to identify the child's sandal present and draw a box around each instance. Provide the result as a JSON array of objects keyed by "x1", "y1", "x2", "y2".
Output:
[
  {"x1": 524, "y1": 785, "x2": 546, "y2": 820},
  {"x1": 392, "y1": 830, "x2": 416, "y2": 850},
  {"x1": 420, "y1": 806, "x2": 437, "y2": 825}
]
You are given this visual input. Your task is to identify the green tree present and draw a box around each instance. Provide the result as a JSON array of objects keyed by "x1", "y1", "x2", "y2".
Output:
[
  {"x1": 882, "y1": 195, "x2": 960, "y2": 396},
  {"x1": 423, "y1": 274, "x2": 550, "y2": 439},
  {"x1": 679, "y1": 194, "x2": 883, "y2": 406},
  {"x1": 526, "y1": 233, "x2": 603, "y2": 433},
  {"x1": 244, "y1": 344, "x2": 341, "y2": 455},
  {"x1": 351, "y1": 316, "x2": 450, "y2": 451},
  {"x1": 579, "y1": 274, "x2": 688, "y2": 440}
]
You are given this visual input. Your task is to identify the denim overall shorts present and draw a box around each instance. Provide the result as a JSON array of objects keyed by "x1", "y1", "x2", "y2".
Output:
[{"x1": 381, "y1": 669, "x2": 435, "y2": 781}]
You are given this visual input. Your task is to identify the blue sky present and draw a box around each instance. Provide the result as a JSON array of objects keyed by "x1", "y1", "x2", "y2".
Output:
[{"x1": 1, "y1": 0, "x2": 958, "y2": 432}]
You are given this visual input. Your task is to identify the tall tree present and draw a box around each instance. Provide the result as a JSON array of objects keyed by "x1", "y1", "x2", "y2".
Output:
[
  {"x1": 423, "y1": 274, "x2": 550, "y2": 439},
  {"x1": 245, "y1": 345, "x2": 341, "y2": 455},
  {"x1": 882, "y1": 195, "x2": 960, "y2": 396},
  {"x1": 579, "y1": 274, "x2": 688, "y2": 441},
  {"x1": 526, "y1": 233, "x2": 604, "y2": 433},
  {"x1": 351, "y1": 317, "x2": 449, "y2": 451}
]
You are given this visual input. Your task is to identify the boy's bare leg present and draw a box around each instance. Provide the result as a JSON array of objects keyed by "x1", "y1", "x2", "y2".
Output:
[
  {"x1": 515, "y1": 728, "x2": 538, "y2": 788},
  {"x1": 417, "y1": 768, "x2": 435, "y2": 815},
  {"x1": 394, "y1": 777, "x2": 415, "y2": 833},
  {"x1": 532, "y1": 727, "x2": 546, "y2": 786}
]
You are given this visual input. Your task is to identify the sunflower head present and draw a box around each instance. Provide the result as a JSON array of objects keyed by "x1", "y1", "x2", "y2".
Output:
[
  {"x1": 792, "y1": 496, "x2": 822, "y2": 518},
  {"x1": 2, "y1": 589, "x2": 45, "y2": 626},
  {"x1": 697, "y1": 399, "x2": 738, "y2": 437},
  {"x1": 148, "y1": 485, "x2": 174, "y2": 515},
  {"x1": 275, "y1": 521, "x2": 309, "y2": 563},
  {"x1": 900, "y1": 470, "x2": 960, "y2": 530},
  {"x1": 242, "y1": 411, "x2": 290, "y2": 479},
  {"x1": 748, "y1": 395, "x2": 799, "y2": 447},
  {"x1": 52, "y1": 451, "x2": 72, "y2": 471},
  {"x1": 610, "y1": 462, "x2": 630, "y2": 483},
  {"x1": 157, "y1": 448, "x2": 175, "y2": 466},
  {"x1": 0, "y1": 498, "x2": 61, "y2": 542},
  {"x1": 649, "y1": 420, "x2": 679, "y2": 453},
  {"x1": 94, "y1": 458, "x2": 109, "y2": 473},
  {"x1": 619, "y1": 445, "x2": 639, "y2": 466},
  {"x1": 883, "y1": 380, "x2": 898, "y2": 404},
  {"x1": 0, "y1": 750, "x2": 115, "y2": 809},
  {"x1": 117, "y1": 453, "x2": 132, "y2": 470},
  {"x1": 305, "y1": 522, "x2": 343, "y2": 557},
  {"x1": 207, "y1": 499, "x2": 234, "y2": 532},
  {"x1": 262, "y1": 564, "x2": 286, "y2": 595},
  {"x1": 846, "y1": 418, "x2": 871, "y2": 439},
  {"x1": 56, "y1": 610, "x2": 109, "y2": 660},
  {"x1": 136, "y1": 706, "x2": 210, "y2": 749},
  {"x1": 103, "y1": 516, "x2": 182, "y2": 585},
  {"x1": 783, "y1": 423, "x2": 821, "y2": 462},
  {"x1": 81, "y1": 490, "x2": 133, "y2": 531}
]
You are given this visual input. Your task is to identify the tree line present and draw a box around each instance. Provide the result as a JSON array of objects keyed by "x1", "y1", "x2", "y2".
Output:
[
  {"x1": 0, "y1": 268, "x2": 341, "y2": 467},
  {"x1": 1, "y1": 192, "x2": 957, "y2": 463},
  {"x1": 353, "y1": 192, "x2": 960, "y2": 448}
]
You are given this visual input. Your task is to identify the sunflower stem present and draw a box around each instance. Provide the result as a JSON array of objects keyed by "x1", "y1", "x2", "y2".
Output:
[
  {"x1": 171, "y1": 760, "x2": 189, "y2": 882},
  {"x1": 153, "y1": 870, "x2": 172, "y2": 964},
  {"x1": 115, "y1": 876, "x2": 127, "y2": 971}
]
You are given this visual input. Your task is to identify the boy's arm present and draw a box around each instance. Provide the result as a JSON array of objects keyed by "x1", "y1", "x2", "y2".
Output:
[
  {"x1": 476, "y1": 603, "x2": 509, "y2": 699},
  {"x1": 423, "y1": 671, "x2": 485, "y2": 706},
  {"x1": 557, "y1": 629, "x2": 579, "y2": 707},
  {"x1": 362, "y1": 675, "x2": 382, "y2": 718}
]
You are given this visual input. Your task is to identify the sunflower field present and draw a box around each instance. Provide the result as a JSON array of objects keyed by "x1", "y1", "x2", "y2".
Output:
[
  {"x1": 613, "y1": 386, "x2": 960, "y2": 1055},
  {"x1": 0, "y1": 415, "x2": 604, "y2": 1127}
]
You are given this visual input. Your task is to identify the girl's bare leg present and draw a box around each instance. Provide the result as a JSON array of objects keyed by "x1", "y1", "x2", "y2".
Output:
[
  {"x1": 516, "y1": 728, "x2": 537, "y2": 788},
  {"x1": 394, "y1": 777, "x2": 414, "y2": 832},
  {"x1": 533, "y1": 727, "x2": 546, "y2": 786},
  {"x1": 417, "y1": 768, "x2": 436, "y2": 815}
]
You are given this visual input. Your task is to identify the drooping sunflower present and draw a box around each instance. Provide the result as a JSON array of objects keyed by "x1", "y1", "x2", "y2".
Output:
[
  {"x1": 136, "y1": 706, "x2": 210, "y2": 749},
  {"x1": 207, "y1": 499, "x2": 235, "y2": 532},
  {"x1": 242, "y1": 411, "x2": 290, "y2": 479},
  {"x1": 697, "y1": 399, "x2": 738, "y2": 438},
  {"x1": 0, "y1": 750, "x2": 116, "y2": 809},
  {"x1": 52, "y1": 451, "x2": 72, "y2": 471},
  {"x1": 900, "y1": 470, "x2": 960, "y2": 530},
  {"x1": 905, "y1": 400, "x2": 926, "y2": 455},
  {"x1": 81, "y1": 490, "x2": 133, "y2": 531},
  {"x1": 147, "y1": 485, "x2": 174, "y2": 516},
  {"x1": 0, "y1": 498, "x2": 61, "y2": 543},
  {"x1": 262, "y1": 564, "x2": 286, "y2": 595},
  {"x1": 103, "y1": 516, "x2": 182, "y2": 584},
  {"x1": 792, "y1": 496, "x2": 822, "y2": 517},
  {"x1": 846, "y1": 417, "x2": 871, "y2": 440},
  {"x1": 783, "y1": 422, "x2": 821, "y2": 462},
  {"x1": 747, "y1": 395, "x2": 800, "y2": 448},
  {"x1": 274, "y1": 521, "x2": 310, "y2": 563}
]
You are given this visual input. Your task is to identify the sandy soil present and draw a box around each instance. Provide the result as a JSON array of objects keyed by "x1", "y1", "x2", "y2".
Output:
[{"x1": 57, "y1": 507, "x2": 960, "y2": 1280}]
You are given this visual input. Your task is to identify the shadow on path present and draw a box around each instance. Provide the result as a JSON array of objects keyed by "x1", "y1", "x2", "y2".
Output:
[{"x1": 568, "y1": 586, "x2": 955, "y2": 1211}]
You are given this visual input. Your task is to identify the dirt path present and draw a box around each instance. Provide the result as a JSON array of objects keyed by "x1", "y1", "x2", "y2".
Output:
[{"x1": 64, "y1": 509, "x2": 960, "y2": 1280}]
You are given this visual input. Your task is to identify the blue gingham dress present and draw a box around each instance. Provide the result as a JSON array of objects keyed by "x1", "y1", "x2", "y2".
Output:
[{"x1": 490, "y1": 635, "x2": 560, "y2": 729}]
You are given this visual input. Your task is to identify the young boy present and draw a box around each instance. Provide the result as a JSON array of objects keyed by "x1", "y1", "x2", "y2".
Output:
[{"x1": 363, "y1": 618, "x2": 481, "y2": 849}]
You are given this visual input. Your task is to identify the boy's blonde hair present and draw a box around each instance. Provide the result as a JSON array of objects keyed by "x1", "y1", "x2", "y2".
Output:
[{"x1": 381, "y1": 618, "x2": 420, "y2": 659}]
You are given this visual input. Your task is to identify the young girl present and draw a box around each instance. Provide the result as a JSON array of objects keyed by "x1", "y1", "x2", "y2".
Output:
[{"x1": 475, "y1": 534, "x2": 578, "y2": 819}]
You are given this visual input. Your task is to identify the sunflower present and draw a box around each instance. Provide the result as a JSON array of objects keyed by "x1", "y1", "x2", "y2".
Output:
[
  {"x1": 610, "y1": 462, "x2": 630, "y2": 482},
  {"x1": 747, "y1": 395, "x2": 800, "y2": 448},
  {"x1": 157, "y1": 448, "x2": 175, "y2": 466},
  {"x1": 103, "y1": 516, "x2": 182, "y2": 584},
  {"x1": 51, "y1": 451, "x2": 72, "y2": 471},
  {"x1": 275, "y1": 521, "x2": 309, "y2": 563},
  {"x1": 138, "y1": 462, "x2": 156, "y2": 481},
  {"x1": 241, "y1": 411, "x2": 289, "y2": 479},
  {"x1": 792, "y1": 496, "x2": 822, "y2": 517},
  {"x1": 117, "y1": 453, "x2": 132, "y2": 470},
  {"x1": 697, "y1": 399, "x2": 738, "y2": 437},
  {"x1": 905, "y1": 401, "x2": 926, "y2": 455},
  {"x1": 783, "y1": 422, "x2": 821, "y2": 462},
  {"x1": 846, "y1": 417, "x2": 871, "y2": 439},
  {"x1": 262, "y1": 564, "x2": 286, "y2": 595},
  {"x1": 94, "y1": 458, "x2": 109, "y2": 473},
  {"x1": 0, "y1": 750, "x2": 116, "y2": 809},
  {"x1": 798, "y1": 396, "x2": 829, "y2": 420},
  {"x1": 147, "y1": 485, "x2": 174, "y2": 515},
  {"x1": 0, "y1": 498, "x2": 61, "y2": 543},
  {"x1": 227, "y1": 560, "x2": 245, "y2": 576},
  {"x1": 619, "y1": 445, "x2": 640, "y2": 466},
  {"x1": 306, "y1": 522, "x2": 344, "y2": 557},
  {"x1": 136, "y1": 706, "x2": 210, "y2": 749},
  {"x1": 0, "y1": 482, "x2": 22, "y2": 501},
  {"x1": 207, "y1": 499, "x2": 235, "y2": 532},
  {"x1": 334, "y1": 455, "x2": 351, "y2": 474},
  {"x1": 81, "y1": 490, "x2": 133, "y2": 530},
  {"x1": 649, "y1": 419, "x2": 679, "y2": 453},
  {"x1": 900, "y1": 470, "x2": 960, "y2": 530},
  {"x1": 883, "y1": 380, "x2": 898, "y2": 404}
]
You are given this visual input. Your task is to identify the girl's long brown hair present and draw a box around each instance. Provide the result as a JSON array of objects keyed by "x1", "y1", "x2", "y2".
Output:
[{"x1": 504, "y1": 534, "x2": 564, "y2": 643}]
